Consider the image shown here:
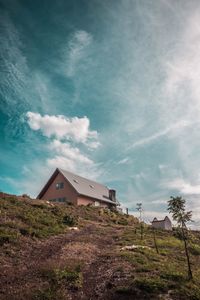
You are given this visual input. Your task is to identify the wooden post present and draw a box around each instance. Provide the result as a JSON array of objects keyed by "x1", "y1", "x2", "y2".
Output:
[{"x1": 153, "y1": 228, "x2": 159, "y2": 254}]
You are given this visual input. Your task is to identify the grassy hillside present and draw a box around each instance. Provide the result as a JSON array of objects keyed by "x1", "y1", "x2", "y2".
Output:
[
  {"x1": 0, "y1": 194, "x2": 136, "y2": 241},
  {"x1": 0, "y1": 195, "x2": 200, "y2": 300}
]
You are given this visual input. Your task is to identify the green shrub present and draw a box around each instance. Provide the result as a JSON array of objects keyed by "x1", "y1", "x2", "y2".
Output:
[
  {"x1": 134, "y1": 277, "x2": 168, "y2": 293},
  {"x1": 62, "y1": 215, "x2": 77, "y2": 226},
  {"x1": 32, "y1": 288, "x2": 56, "y2": 300},
  {"x1": 51, "y1": 206, "x2": 62, "y2": 216},
  {"x1": 189, "y1": 244, "x2": 200, "y2": 256},
  {"x1": 8, "y1": 197, "x2": 22, "y2": 206},
  {"x1": 40, "y1": 266, "x2": 82, "y2": 289},
  {"x1": 160, "y1": 271, "x2": 185, "y2": 283},
  {"x1": 173, "y1": 227, "x2": 184, "y2": 240},
  {"x1": 177, "y1": 284, "x2": 200, "y2": 300},
  {"x1": 157, "y1": 237, "x2": 182, "y2": 248},
  {"x1": 32, "y1": 203, "x2": 47, "y2": 209},
  {"x1": 135, "y1": 265, "x2": 153, "y2": 273},
  {"x1": 0, "y1": 229, "x2": 18, "y2": 246},
  {"x1": 42, "y1": 268, "x2": 80, "y2": 283},
  {"x1": 32, "y1": 288, "x2": 65, "y2": 300},
  {"x1": 115, "y1": 286, "x2": 135, "y2": 295},
  {"x1": 118, "y1": 218, "x2": 129, "y2": 226},
  {"x1": 19, "y1": 228, "x2": 30, "y2": 236}
]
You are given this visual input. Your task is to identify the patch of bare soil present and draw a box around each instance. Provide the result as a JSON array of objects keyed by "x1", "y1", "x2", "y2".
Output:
[
  {"x1": 81, "y1": 255, "x2": 133, "y2": 300},
  {"x1": 0, "y1": 224, "x2": 133, "y2": 300}
]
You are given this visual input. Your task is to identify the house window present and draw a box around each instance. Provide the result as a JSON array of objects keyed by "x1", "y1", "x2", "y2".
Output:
[
  {"x1": 50, "y1": 197, "x2": 66, "y2": 202},
  {"x1": 58, "y1": 197, "x2": 66, "y2": 202},
  {"x1": 56, "y1": 182, "x2": 64, "y2": 190}
]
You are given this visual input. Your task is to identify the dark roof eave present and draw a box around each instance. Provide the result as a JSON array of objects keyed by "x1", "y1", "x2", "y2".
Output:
[
  {"x1": 152, "y1": 220, "x2": 165, "y2": 224},
  {"x1": 78, "y1": 193, "x2": 117, "y2": 205}
]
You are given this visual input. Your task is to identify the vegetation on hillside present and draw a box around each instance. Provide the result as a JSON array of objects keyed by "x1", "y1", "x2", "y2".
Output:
[
  {"x1": 0, "y1": 195, "x2": 137, "y2": 244},
  {"x1": 168, "y1": 196, "x2": 193, "y2": 280},
  {"x1": 0, "y1": 195, "x2": 200, "y2": 300}
]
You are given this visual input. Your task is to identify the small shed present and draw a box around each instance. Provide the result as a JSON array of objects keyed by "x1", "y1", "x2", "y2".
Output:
[{"x1": 152, "y1": 216, "x2": 172, "y2": 230}]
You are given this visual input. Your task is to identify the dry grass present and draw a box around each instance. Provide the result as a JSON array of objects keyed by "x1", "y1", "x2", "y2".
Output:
[{"x1": 1, "y1": 195, "x2": 200, "y2": 300}]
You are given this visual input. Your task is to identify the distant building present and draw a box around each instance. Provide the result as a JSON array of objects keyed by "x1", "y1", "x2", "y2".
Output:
[
  {"x1": 152, "y1": 216, "x2": 172, "y2": 230},
  {"x1": 37, "y1": 168, "x2": 119, "y2": 209}
]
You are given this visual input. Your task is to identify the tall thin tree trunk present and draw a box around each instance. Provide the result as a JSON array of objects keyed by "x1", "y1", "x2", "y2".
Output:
[
  {"x1": 181, "y1": 224, "x2": 193, "y2": 280},
  {"x1": 140, "y1": 222, "x2": 143, "y2": 240}
]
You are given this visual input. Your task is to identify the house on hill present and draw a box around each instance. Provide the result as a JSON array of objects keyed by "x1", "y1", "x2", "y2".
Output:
[
  {"x1": 152, "y1": 216, "x2": 172, "y2": 230},
  {"x1": 37, "y1": 168, "x2": 119, "y2": 209}
]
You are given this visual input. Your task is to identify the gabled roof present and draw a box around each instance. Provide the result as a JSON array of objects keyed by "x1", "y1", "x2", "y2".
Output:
[
  {"x1": 37, "y1": 168, "x2": 118, "y2": 205},
  {"x1": 152, "y1": 216, "x2": 171, "y2": 224},
  {"x1": 152, "y1": 220, "x2": 165, "y2": 224}
]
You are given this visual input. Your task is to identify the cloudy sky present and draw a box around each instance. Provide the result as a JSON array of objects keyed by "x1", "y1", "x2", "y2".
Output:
[{"x1": 1, "y1": 0, "x2": 200, "y2": 227}]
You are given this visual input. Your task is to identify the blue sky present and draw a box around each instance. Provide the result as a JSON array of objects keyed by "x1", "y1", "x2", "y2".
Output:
[{"x1": 1, "y1": 0, "x2": 200, "y2": 227}]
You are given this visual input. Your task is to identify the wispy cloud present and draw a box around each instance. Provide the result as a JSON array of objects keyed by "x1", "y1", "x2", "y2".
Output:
[
  {"x1": 66, "y1": 30, "x2": 92, "y2": 77},
  {"x1": 164, "y1": 11, "x2": 200, "y2": 118},
  {"x1": 0, "y1": 164, "x2": 51, "y2": 197},
  {"x1": 0, "y1": 13, "x2": 30, "y2": 115},
  {"x1": 117, "y1": 157, "x2": 129, "y2": 165},
  {"x1": 128, "y1": 120, "x2": 194, "y2": 150}
]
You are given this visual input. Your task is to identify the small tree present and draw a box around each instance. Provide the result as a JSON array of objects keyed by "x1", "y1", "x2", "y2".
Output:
[
  {"x1": 168, "y1": 196, "x2": 193, "y2": 280},
  {"x1": 136, "y1": 203, "x2": 144, "y2": 240}
]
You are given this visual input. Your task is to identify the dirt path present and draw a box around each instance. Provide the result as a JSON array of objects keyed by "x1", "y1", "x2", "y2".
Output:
[{"x1": 0, "y1": 224, "x2": 131, "y2": 300}]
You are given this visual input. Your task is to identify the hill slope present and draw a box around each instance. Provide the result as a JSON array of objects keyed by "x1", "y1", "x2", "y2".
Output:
[{"x1": 0, "y1": 194, "x2": 200, "y2": 300}]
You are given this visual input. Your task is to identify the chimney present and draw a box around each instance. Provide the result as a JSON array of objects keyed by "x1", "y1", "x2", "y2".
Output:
[{"x1": 109, "y1": 189, "x2": 116, "y2": 202}]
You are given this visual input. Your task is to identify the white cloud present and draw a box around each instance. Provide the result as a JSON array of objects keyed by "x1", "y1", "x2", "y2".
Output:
[
  {"x1": 47, "y1": 156, "x2": 100, "y2": 180},
  {"x1": 47, "y1": 156, "x2": 76, "y2": 173},
  {"x1": 25, "y1": 112, "x2": 103, "y2": 191},
  {"x1": 49, "y1": 139, "x2": 93, "y2": 165},
  {"x1": 66, "y1": 30, "x2": 92, "y2": 77},
  {"x1": 163, "y1": 178, "x2": 200, "y2": 196},
  {"x1": 26, "y1": 112, "x2": 99, "y2": 146},
  {"x1": 47, "y1": 140, "x2": 102, "y2": 180}
]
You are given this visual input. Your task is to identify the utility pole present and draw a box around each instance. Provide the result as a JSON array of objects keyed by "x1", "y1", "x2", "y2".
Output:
[
  {"x1": 136, "y1": 203, "x2": 142, "y2": 222},
  {"x1": 136, "y1": 203, "x2": 143, "y2": 240}
]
